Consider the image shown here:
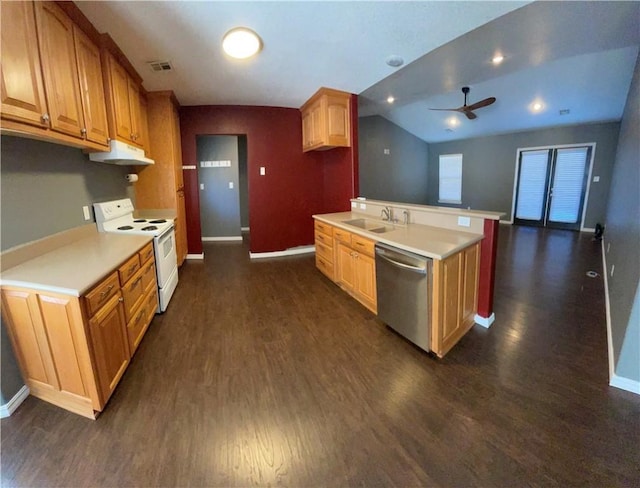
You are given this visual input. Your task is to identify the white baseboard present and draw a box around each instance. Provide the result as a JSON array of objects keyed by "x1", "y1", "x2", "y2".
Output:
[
  {"x1": 0, "y1": 385, "x2": 29, "y2": 418},
  {"x1": 250, "y1": 245, "x2": 315, "y2": 259},
  {"x1": 499, "y1": 220, "x2": 512, "y2": 225},
  {"x1": 474, "y1": 313, "x2": 495, "y2": 328},
  {"x1": 186, "y1": 253, "x2": 205, "y2": 260},
  {"x1": 601, "y1": 239, "x2": 616, "y2": 388},
  {"x1": 202, "y1": 236, "x2": 242, "y2": 242},
  {"x1": 610, "y1": 374, "x2": 640, "y2": 395},
  {"x1": 581, "y1": 227, "x2": 596, "y2": 233},
  {"x1": 241, "y1": 227, "x2": 250, "y2": 231}
]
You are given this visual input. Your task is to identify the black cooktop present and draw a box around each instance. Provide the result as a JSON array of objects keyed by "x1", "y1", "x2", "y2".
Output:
[
  {"x1": 141, "y1": 225, "x2": 158, "y2": 231},
  {"x1": 118, "y1": 226, "x2": 134, "y2": 230}
]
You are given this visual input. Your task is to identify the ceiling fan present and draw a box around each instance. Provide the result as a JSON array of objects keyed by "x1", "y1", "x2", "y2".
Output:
[{"x1": 429, "y1": 86, "x2": 496, "y2": 120}]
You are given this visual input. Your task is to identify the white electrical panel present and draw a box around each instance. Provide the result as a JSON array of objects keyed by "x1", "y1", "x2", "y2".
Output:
[{"x1": 200, "y1": 160, "x2": 232, "y2": 168}]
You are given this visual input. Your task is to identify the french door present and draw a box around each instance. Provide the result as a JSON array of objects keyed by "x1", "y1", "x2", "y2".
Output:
[{"x1": 514, "y1": 146, "x2": 592, "y2": 230}]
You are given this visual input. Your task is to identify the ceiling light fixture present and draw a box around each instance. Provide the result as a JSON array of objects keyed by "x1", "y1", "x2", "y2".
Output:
[
  {"x1": 447, "y1": 117, "x2": 459, "y2": 127},
  {"x1": 386, "y1": 55, "x2": 404, "y2": 68},
  {"x1": 532, "y1": 101, "x2": 543, "y2": 112},
  {"x1": 492, "y1": 54, "x2": 504, "y2": 65},
  {"x1": 387, "y1": 96, "x2": 395, "y2": 104},
  {"x1": 222, "y1": 27, "x2": 263, "y2": 59}
]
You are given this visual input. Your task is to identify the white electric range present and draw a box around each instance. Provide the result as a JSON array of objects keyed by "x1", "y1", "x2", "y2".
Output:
[{"x1": 93, "y1": 198, "x2": 178, "y2": 312}]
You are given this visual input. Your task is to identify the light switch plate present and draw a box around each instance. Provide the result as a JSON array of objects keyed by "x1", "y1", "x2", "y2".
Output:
[
  {"x1": 351, "y1": 202, "x2": 357, "y2": 208},
  {"x1": 260, "y1": 167, "x2": 266, "y2": 175},
  {"x1": 229, "y1": 182, "x2": 234, "y2": 189},
  {"x1": 593, "y1": 176, "x2": 600, "y2": 182},
  {"x1": 200, "y1": 183, "x2": 204, "y2": 190}
]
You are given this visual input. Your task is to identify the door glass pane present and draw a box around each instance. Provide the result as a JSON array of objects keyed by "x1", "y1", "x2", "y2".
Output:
[
  {"x1": 516, "y1": 150, "x2": 549, "y2": 220},
  {"x1": 548, "y1": 147, "x2": 588, "y2": 223}
]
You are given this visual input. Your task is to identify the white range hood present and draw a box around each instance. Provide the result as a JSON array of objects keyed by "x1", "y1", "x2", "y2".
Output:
[{"x1": 89, "y1": 140, "x2": 154, "y2": 166}]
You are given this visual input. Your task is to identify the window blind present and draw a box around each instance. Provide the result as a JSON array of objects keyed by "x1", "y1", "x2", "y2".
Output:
[
  {"x1": 439, "y1": 154, "x2": 462, "y2": 204},
  {"x1": 548, "y1": 147, "x2": 588, "y2": 223},
  {"x1": 515, "y1": 150, "x2": 549, "y2": 220}
]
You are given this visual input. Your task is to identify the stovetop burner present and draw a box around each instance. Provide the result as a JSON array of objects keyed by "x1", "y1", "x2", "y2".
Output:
[
  {"x1": 149, "y1": 219, "x2": 167, "y2": 224},
  {"x1": 118, "y1": 225, "x2": 134, "y2": 230},
  {"x1": 133, "y1": 219, "x2": 147, "y2": 223},
  {"x1": 142, "y1": 225, "x2": 158, "y2": 231}
]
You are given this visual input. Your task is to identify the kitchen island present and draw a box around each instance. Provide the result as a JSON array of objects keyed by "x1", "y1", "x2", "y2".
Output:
[{"x1": 313, "y1": 199, "x2": 503, "y2": 357}]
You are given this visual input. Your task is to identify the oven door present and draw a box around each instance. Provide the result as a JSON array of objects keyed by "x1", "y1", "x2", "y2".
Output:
[{"x1": 155, "y1": 227, "x2": 178, "y2": 288}]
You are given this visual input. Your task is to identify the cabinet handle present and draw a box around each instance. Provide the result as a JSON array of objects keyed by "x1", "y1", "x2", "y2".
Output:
[
  {"x1": 118, "y1": 297, "x2": 124, "y2": 302},
  {"x1": 98, "y1": 284, "x2": 115, "y2": 302},
  {"x1": 128, "y1": 264, "x2": 137, "y2": 275},
  {"x1": 81, "y1": 127, "x2": 87, "y2": 136},
  {"x1": 135, "y1": 308, "x2": 145, "y2": 324},
  {"x1": 41, "y1": 113, "x2": 50, "y2": 124},
  {"x1": 131, "y1": 276, "x2": 143, "y2": 288}
]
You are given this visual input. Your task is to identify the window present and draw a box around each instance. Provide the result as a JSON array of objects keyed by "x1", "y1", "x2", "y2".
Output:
[{"x1": 439, "y1": 154, "x2": 462, "y2": 204}]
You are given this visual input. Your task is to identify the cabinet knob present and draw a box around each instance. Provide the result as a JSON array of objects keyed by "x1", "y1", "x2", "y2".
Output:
[
  {"x1": 81, "y1": 128, "x2": 87, "y2": 135},
  {"x1": 118, "y1": 297, "x2": 124, "y2": 302},
  {"x1": 41, "y1": 113, "x2": 50, "y2": 124}
]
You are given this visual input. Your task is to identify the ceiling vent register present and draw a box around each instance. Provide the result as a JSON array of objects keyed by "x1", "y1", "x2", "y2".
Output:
[{"x1": 147, "y1": 60, "x2": 173, "y2": 72}]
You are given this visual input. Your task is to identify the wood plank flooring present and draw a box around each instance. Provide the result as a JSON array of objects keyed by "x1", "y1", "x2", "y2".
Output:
[{"x1": 2, "y1": 225, "x2": 639, "y2": 487}]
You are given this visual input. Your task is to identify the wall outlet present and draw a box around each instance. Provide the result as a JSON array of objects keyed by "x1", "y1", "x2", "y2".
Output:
[
  {"x1": 384, "y1": 148, "x2": 390, "y2": 155},
  {"x1": 228, "y1": 181, "x2": 234, "y2": 189},
  {"x1": 593, "y1": 176, "x2": 600, "y2": 182},
  {"x1": 82, "y1": 205, "x2": 91, "y2": 221},
  {"x1": 457, "y1": 216, "x2": 471, "y2": 227},
  {"x1": 351, "y1": 202, "x2": 357, "y2": 209},
  {"x1": 359, "y1": 203, "x2": 366, "y2": 210},
  {"x1": 260, "y1": 167, "x2": 266, "y2": 176},
  {"x1": 200, "y1": 183, "x2": 204, "y2": 190}
]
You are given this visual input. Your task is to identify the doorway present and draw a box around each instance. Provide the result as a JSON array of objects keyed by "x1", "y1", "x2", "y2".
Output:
[
  {"x1": 512, "y1": 144, "x2": 594, "y2": 231},
  {"x1": 196, "y1": 135, "x2": 249, "y2": 241}
]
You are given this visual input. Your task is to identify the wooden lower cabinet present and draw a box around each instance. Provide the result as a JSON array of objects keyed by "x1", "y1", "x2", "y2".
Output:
[
  {"x1": 431, "y1": 242, "x2": 480, "y2": 358},
  {"x1": 333, "y1": 231, "x2": 377, "y2": 314},
  {"x1": 0, "y1": 243, "x2": 158, "y2": 418}
]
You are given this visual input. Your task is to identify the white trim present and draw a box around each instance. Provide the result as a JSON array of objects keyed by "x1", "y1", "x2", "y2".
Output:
[
  {"x1": 0, "y1": 385, "x2": 29, "y2": 418},
  {"x1": 610, "y1": 374, "x2": 640, "y2": 395},
  {"x1": 202, "y1": 236, "x2": 242, "y2": 242},
  {"x1": 241, "y1": 227, "x2": 250, "y2": 231},
  {"x1": 474, "y1": 313, "x2": 495, "y2": 328},
  {"x1": 186, "y1": 253, "x2": 204, "y2": 260},
  {"x1": 581, "y1": 227, "x2": 596, "y2": 233},
  {"x1": 499, "y1": 220, "x2": 512, "y2": 225},
  {"x1": 250, "y1": 245, "x2": 315, "y2": 259},
  {"x1": 511, "y1": 143, "x2": 596, "y2": 228},
  {"x1": 602, "y1": 239, "x2": 616, "y2": 387}
]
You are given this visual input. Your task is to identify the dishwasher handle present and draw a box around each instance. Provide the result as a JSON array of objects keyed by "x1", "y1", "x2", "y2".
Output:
[{"x1": 375, "y1": 249, "x2": 427, "y2": 274}]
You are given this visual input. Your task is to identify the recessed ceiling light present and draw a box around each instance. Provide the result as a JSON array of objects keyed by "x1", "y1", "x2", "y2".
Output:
[
  {"x1": 222, "y1": 27, "x2": 262, "y2": 59},
  {"x1": 530, "y1": 100, "x2": 544, "y2": 113},
  {"x1": 492, "y1": 54, "x2": 504, "y2": 65},
  {"x1": 386, "y1": 55, "x2": 404, "y2": 68},
  {"x1": 447, "y1": 117, "x2": 459, "y2": 127},
  {"x1": 387, "y1": 96, "x2": 395, "y2": 104}
]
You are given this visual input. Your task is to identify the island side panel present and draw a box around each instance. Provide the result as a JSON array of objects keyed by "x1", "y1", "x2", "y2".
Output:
[{"x1": 477, "y1": 219, "x2": 499, "y2": 322}]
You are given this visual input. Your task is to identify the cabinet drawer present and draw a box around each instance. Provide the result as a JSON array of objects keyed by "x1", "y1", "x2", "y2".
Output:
[
  {"x1": 85, "y1": 272, "x2": 120, "y2": 317},
  {"x1": 141, "y1": 259, "x2": 157, "y2": 294},
  {"x1": 351, "y1": 235, "x2": 375, "y2": 257},
  {"x1": 333, "y1": 228, "x2": 352, "y2": 245},
  {"x1": 138, "y1": 242, "x2": 154, "y2": 265},
  {"x1": 121, "y1": 267, "x2": 146, "y2": 323},
  {"x1": 314, "y1": 220, "x2": 333, "y2": 237},
  {"x1": 118, "y1": 254, "x2": 141, "y2": 286},
  {"x1": 316, "y1": 255, "x2": 334, "y2": 281},
  {"x1": 314, "y1": 230, "x2": 333, "y2": 248},
  {"x1": 315, "y1": 238, "x2": 334, "y2": 261},
  {"x1": 127, "y1": 286, "x2": 158, "y2": 355}
]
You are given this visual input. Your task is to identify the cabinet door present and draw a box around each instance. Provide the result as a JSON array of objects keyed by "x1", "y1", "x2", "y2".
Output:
[
  {"x1": 354, "y1": 253, "x2": 377, "y2": 313},
  {"x1": 440, "y1": 252, "x2": 462, "y2": 349},
  {"x1": 310, "y1": 103, "x2": 323, "y2": 146},
  {"x1": 88, "y1": 292, "x2": 130, "y2": 405},
  {"x1": 34, "y1": 1, "x2": 84, "y2": 138},
  {"x1": 461, "y1": 243, "x2": 479, "y2": 327},
  {"x1": 326, "y1": 95, "x2": 349, "y2": 146},
  {"x1": 0, "y1": 1, "x2": 49, "y2": 127},
  {"x1": 128, "y1": 77, "x2": 142, "y2": 145},
  {"x1": 176, "y1": 190, "x2": 188, "y2": 266},
  {"x1": 138, "y1": 93, "x2": 150, "y2": 155},
  {"x1": 108, "y1": 57, "x2": 133, "y2": 142},
  {"x1": 73, "y1": 25, "x2": 108, "y2": 145},
  {"x1": 336, "y1": 242, "x2": 355, "y2": 292},
  {"x1": 301, "y1": 109, "x2": 312, "y2": 149},
  {"x1": 1, "y1": 289, "x2": 59, "y2": 391}
]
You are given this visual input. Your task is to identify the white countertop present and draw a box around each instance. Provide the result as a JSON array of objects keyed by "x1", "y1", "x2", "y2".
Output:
[
  {"x1": 313, "y1": 212, "x2": 483, "y2": 260},
  {"x1": 351, "y1": 198, "x2": 504, "y2": 220},
  {"x1": 1, "y1": 233, "x2": 153, "y2": 296}
]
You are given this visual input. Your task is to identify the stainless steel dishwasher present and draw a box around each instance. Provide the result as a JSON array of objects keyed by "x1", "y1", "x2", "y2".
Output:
[{"x1": 375, "y1": 243, "x2": 432, "y2": 352}]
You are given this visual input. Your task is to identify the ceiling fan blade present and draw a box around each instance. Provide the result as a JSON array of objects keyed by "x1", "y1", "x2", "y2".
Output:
[
  {"x1": 464, "y1": 110, "x2": 477, "y2": 120},
  {"x1": 465, "y1": 97, "x2": 496, "y2": 111},
  {"x1": 428, "y1": 107, "x2": 462, "y2": 112}
]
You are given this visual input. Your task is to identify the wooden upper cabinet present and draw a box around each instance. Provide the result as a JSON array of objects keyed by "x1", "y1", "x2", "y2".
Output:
[
  {"x1": 34, "y1": 1, "x2": 84, "y2": 138},
  {"x1": 138, "y1": 93, "x2": 150, "y2": 155},
  {"x1": 0, "y1": 1, "x2": 49, "y2": 128},
  {"x1": 103, "y1": 53, "x2": 146, "y2": 148},
  {"x1": 300, "y1": 87, "x2": 351, "y2": 152},
  {"x1": 73, "y1": 25, "x2": 109, "y2": 145}
]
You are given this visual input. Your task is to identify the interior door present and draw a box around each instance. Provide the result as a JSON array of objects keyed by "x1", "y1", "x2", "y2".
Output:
[{"x1": 514, "y1": 146, "x2": 591, "y2": 230}]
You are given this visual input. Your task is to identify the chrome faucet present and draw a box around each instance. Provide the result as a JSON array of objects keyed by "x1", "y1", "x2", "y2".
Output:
[
  {"x1": 403, "y1": 209, "x2": 410, "y2": 225},
  {"x1": 381, "y1": 206, "x2": 393, "y2": 222}
]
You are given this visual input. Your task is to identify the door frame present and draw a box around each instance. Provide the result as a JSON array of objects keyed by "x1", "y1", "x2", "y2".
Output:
[{"x1": 509, "y1": 142, "x2": 596, "y2": 231}]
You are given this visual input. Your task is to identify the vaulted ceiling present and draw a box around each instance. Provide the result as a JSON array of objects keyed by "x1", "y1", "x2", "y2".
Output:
[{"x1": 77, "y1": 1, "x2": 639, "y2": 143}]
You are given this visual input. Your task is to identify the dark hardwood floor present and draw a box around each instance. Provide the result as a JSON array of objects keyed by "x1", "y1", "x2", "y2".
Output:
[{"x1": 2, "y1": 225, "x2": 639, "y2": 487}]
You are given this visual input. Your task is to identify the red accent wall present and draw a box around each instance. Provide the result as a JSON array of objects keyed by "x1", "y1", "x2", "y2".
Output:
[
  {"x1": 477, "y1": 219, "x2": 499, "y2": 318},
  {"x1": 179, "y1": 102, "x2": 358, "y2": 254}
]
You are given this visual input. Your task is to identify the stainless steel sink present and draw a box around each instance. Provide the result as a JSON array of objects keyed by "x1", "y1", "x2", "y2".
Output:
[{"x1": 342, "y1": 218, "x2": 394, "y2": 234}]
